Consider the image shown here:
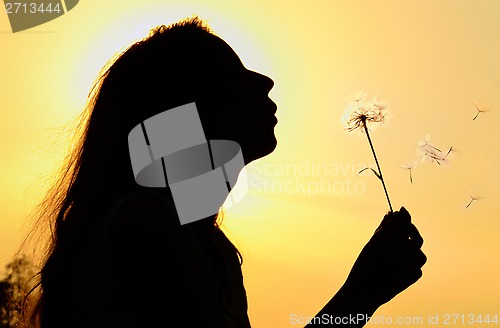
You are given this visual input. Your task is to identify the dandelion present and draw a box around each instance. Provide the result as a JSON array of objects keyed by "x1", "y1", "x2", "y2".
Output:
[
  {"x1": 341, "y1": 92, "x2": 393, "y2": 212},
  {"x1": 400, "y1": 161, "x2": 418, "y2": 183},
  {"x1": 465, "y1": 189, "x2": 485, "y2": 208},
  {"x1": 341, "y1": 96, "x2": 389, "y2": 133},
  {"x1": 472, "y1": 100, "x2": 492, "y2": 121}
]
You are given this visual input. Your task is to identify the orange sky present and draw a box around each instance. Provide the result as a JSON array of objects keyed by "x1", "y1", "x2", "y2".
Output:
[{"x1": 1, "y1": 1, "x2": 500, "y2": 327}]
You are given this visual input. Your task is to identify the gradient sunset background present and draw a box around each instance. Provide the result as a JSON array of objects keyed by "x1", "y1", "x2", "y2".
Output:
[{"x1": 1, "y1": 0, "x2": 499, "y2": 326}]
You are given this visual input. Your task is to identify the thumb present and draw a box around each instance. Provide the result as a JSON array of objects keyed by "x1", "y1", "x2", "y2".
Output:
[
  {"x1": 397, "y1": 206, "x2": 411, "y2": 224},
  {"x1": 374, "y1": 206, "x2": 411, "y2": 234}
]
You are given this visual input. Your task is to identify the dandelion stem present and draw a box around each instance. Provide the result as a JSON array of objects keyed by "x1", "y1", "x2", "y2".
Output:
[{"x1": 362, "y1": 121, "x2": 393, "y2": 212}]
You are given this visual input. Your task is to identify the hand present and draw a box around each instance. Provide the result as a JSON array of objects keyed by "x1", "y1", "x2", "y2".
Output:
[{"x1": 340, "y1": 206, "x2": 427, "y2": 309}]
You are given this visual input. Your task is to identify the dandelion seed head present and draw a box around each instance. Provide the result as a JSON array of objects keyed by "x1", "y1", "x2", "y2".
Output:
[{"x1": 341, "y1": 92, "x2": 390, "y2": 134}]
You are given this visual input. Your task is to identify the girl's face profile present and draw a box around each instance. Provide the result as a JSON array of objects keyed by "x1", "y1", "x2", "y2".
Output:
[{"x1": 199, "y1": 36, "x2": 278, "y2": 163}]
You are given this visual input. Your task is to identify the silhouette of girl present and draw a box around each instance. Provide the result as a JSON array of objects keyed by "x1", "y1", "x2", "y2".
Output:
[{"x1": 26, "y1": 16, "x2": 426, "y2": 327}]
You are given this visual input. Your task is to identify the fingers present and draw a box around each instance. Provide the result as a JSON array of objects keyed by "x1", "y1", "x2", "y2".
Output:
[
  {"x1": 372, "y1": 206, "x2": 427, "y2": 270},
  {"x1": 402, "y1": 267, "x2": 423, "y2": 287},
  {"x1": 389, "y1": 242, "x2": 427, "y2": 267},
  {"x1": 403, "y1": 250, "x2": 425, "y2": 284},
  {"x1": 375, "y1": 207, "x2": 423, "y2": 246},
  {"x1": 374, "y1": 206, "x2": 411, "y2": 234},
  {"x1": 403, "y1": 247, "x2": 427, "y2": 268},
  {"x1": 388, "y1": 247, "x2": 427, "y2": 289},
  {"x1": 407, "y1": 223, "x2": 424, "y2": 248},
  {"x1": 357, "y1": 207, "x2": 426, "y2": 305},
  {"x1": 414, "y1": 249, "x2": 427, "y2": 268},
  {"x1": 395, "y1": 238, "x2": 427, "y2": 286}
]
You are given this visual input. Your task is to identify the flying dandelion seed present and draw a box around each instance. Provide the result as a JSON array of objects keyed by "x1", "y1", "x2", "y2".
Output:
[
  {"x1": 443, "y1": 146, "x2": 453, "y2": 159},
  {"x1": 472, "y1": 100, "x2": 492, "y2": 121},
  {"x1": 400, "y1": 161, "x2": 418, "y2": 183},
  {"x1": 418, "y1": 134, "x2": 441, "y2": 153},
  {"x1": 465, "y1": 189, "x2": 485, "y2": 208},
  {"x1": 416, "y1": 135, "x2": 450, "y2": 166},
  {"x1": 442, "y1": 146, "x2": 459, "y2": 161},
  {"x1": 426, "y1": 150, "x2": 445, "y2": 165},
  {"x1": 341, "y1": 92, "x2": 393, "y2": 212}
]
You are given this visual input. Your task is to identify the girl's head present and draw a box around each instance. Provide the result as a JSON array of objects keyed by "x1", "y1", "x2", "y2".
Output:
[
  {"x1": 83, "y1": 16, "x2": 277, "y2": 199},
  {"x1": 26, "y1": 16, "x2": 276, "y2": 326}
]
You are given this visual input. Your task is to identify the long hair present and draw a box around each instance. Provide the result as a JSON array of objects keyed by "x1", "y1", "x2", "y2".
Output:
[{"x1": 24, "y1": 16, "x2": 243, "y2": 327}]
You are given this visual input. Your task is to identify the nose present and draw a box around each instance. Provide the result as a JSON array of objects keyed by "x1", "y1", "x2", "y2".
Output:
[
  {"x1": 261, "y1": 74, "x2": 274, "y2": 93},
  {"x1": 249, "y1": 71, "x2": 274, "y2": 93}
]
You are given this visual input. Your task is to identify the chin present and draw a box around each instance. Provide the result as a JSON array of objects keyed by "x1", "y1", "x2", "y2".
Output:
[{"x1": 242, "y1": 137, "x2": 277, "y2": 164}]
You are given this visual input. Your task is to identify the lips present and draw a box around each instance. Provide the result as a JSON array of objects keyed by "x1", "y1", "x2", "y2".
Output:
[
  {"x1": 250, "y1": 99, "x2": 277, "y2": 125},
  {"x1": 269, "y1": 100, "x2": 278, "y2": 115},
  {"x1": 267, "y1": 100, "x2": 278, "y2": 125},
  {"x1": 263, "y1": 100, "x2": 277, "y2": 124}
]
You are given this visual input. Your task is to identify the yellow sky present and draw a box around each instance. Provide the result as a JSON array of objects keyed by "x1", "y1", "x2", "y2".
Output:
[{"x1": 1, "y1": 1, "x2": 500, "y2": 327}]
